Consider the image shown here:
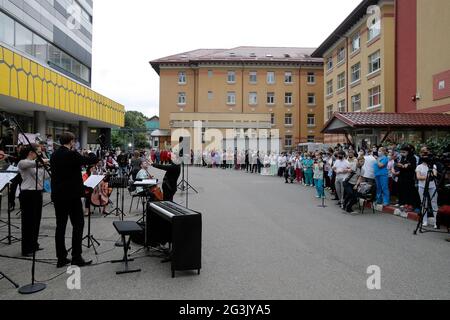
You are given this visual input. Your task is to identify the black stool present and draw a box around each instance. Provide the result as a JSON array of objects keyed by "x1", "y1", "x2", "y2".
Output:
[{"x1": 111, "y1": 221, "x2": 142, "y2": 275}]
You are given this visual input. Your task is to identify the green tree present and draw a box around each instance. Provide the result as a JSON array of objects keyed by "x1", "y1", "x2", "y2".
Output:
[{"x1": 111, "y1": 111, "x2": 150, "y2": 150}]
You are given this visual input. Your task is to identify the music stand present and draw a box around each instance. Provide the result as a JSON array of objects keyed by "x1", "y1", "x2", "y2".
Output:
[
  {"x1": 0, "y1": 168, "x2": 21, "y2": 245},
  {"x1": 105, "y1": 177, "x2": 127, "y2": 220},
  {"x1": 81, "y1": 175, "x2": 105, "y2": 255}
]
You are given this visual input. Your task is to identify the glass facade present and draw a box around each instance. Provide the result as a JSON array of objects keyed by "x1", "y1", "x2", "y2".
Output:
[{"x1": 0, "y1": 11, "x2": 91, "y2": 84}]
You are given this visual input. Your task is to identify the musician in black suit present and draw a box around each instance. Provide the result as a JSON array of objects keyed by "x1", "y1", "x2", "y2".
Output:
[
  {"x1": 51, "y1": 132, "x2": 99, "y2": 268},
  {"x1": 151, "y1": 152, "x2": 181, "y2": 201}
]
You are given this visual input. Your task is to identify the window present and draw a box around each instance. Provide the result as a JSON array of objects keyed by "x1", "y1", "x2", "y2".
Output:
[
  {"x1": 0, "y1": 12, "x2": 15, "y2": 46},
  {"x1": 267, "y1": 72, "x2": 275, "y2": 84},
  {"x1": 61, "y1": 51, "x2": 72, "y2": 73},
  {"x1": 285, "y1": 93, "x2": 293, "y2": 105},
  {"x1": 439, "y1": 80, "x2": 446, "y2": 90},
  {"x1": 351, "y1": 63, "x2": 361, "y2": 83},
  {"x1": 307, "y1": 136, "x2": 315, "y2": 143},
  {"x1": 178, "y1": 92, "x2": 186, "y2": 105},
  {"x1": 351, "y1": 33, "x2": 361, "y2": 52},
  {"x1": 227, "y1": 92, "x2": 236, "y2": 105},
  {"x1": 178, "y1": 71, "x2": 186, "y2": 84},
  {"x1": 368, "y1": 51, "x2": 381, "y2": 74},
  {"x1": 271, "y1": 113, "x2": 275, "y2": 125},
  {"x1": 208, "y1": 70, "x2": 213, "y2": 78},
  {"x1": 227, "y1": 71, "x2": 236, "y2": 83},
  {"x1": 351, "y1": 94, "x2": 361, "y2": 112},
  {"x1": 208, "y1": 91, "x2": 214, "y2": 100},
  {"x1": 307, "y1": 72, "x2": 316, "y2": 84},
  {"x1": 249, "y1": 92, "x2": 258, "y2": 105},
  {"x1": 285, "y1": 72, "x2": 293, "y2": 84},
  {"x1": 15, "y1": 23, "x2": 33, "y2": 56},
  {"x1": 327, "y1": 105, "x2": 334, "y2": 120},
  {"x1": 368, "y1": 86, "x2": 381, "y2": 108},
  {"x1": 307, "y1": 114, "x2": 316, "y2": 127},
  {"x1": 249, "y1": 71, "x2": 257, "y2": 83},
  {"x1": 338, "y1": 99, "x2": 346, "y2": 112},
  {"x1": 285, "y1": 113, "x2": 293, "y2": 126},
  {"x1": 326, "y1": 57, "x2": 333, "y2": 70},
  {"x1": 368, "y1": 16, "x2": 381, "y2": 41},
  {"x1": 267, "y1": 92, "x2": 275, "y2": 105},
  {"x1": 326, "y1": 80, "x2": 333, "y2": 96},
  {"x1": 337, "y1": 72, "x2": 346, "y2": 90},
  {"x1": 337, "y1": 47, "x2": 345, "y2": 63},
  {"x1": 285, "y1": 135, "x2": 293, "y2": 147},
  {"x1": 307, "y1": 93, "x2": 316, "y2": 105},
  {"x1": 32, "y1": 34, "x2": 48, "y2": 63}
]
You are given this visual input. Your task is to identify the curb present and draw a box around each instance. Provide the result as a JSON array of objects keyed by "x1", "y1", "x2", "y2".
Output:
[{"x1": 359, "y1": 200, "x2": 420, "y2": 222}]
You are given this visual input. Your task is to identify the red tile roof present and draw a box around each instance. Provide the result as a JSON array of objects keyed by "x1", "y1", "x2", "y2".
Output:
[{"x1": 322, "y1": 112, "x2": 450, "y2": 133}]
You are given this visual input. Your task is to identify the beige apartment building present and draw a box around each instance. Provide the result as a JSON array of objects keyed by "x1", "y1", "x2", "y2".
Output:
[
  {"x1": 150, "y1": 47, "x2": 323, "y2": 152},
  {"x1": 312, "y1": 0, "x2": 396, "y2": 144}
]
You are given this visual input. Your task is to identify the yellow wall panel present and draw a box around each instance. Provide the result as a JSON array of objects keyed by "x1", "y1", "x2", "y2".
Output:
[
  {"x1": 41, "y1": 80, "x2": 48, "y2": 106},
  {"x1": 13, "y1": 54, "x2": 22, "y2": 69},
  {"x1": 27, "y1": 75, "x2": 34, "y2": 103},
  {"x1": 47, "y1": 84, "x2": 54, "y2": 108},
  {"x1": 22, "y1": 58, "x2": 30, "y2": 73},
  {"x1": 37, "y1": 65, "x2": 45, "y2": 79},
  {"x1": 3, "y1": 48, "x2": 13, "y2": 65},
  {"x1": 0, "y1": 63, "x2": 10, "y2": 96},
  {"x1": 10, "y1": 69, "x2": 18, "y2": 98},
  {"x1": 17, "y1": 70, "x2": 28, "y2": 101}
]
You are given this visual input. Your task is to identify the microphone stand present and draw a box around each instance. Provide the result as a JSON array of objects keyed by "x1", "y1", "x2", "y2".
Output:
[
  {"x1": 6, "y1": 117, "x2": 49, "y2": 295},
  {"x1": 18, "y1": 159, "x2": 46, "y2": 294}
]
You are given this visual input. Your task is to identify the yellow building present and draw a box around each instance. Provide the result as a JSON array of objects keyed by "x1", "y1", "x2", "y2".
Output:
[
  {"x1": 0, "y1": 5, "x2": 124, "y2": 149},
  {"x1": 151, "y1": 47, "x2": 324, "y2": 152},
  {"x1": 312, "y1": 0, "x2": 396, "y2": 144}
]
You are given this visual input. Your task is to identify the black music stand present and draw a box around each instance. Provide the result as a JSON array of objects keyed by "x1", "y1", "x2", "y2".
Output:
[
  {"x1": 0, "y1": 171, "x2": 21, "y2": 245},
  {"x1": 105, "y1": 178, "x2": 127, "y2": 220},
  {"x1": 0, "y1": 270, "x2": 19, "y2": 288},
  {"x1": 80, "y1": 175, "x2": 104, "y2": 255}
]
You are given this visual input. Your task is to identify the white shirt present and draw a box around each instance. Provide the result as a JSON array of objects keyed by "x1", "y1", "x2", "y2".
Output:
[
  {"x1": 278, "y1": 156, "x2": 287, "y2": 168},
  {"x1": 333, "y1": 159, "x2": 350, "y2": 179},
  {"x1": 416, "y1": 164, "x2": 437, "y2": 189},
  {"x1": 363, "y1": 155, "x2": 377, "y2": 179}
]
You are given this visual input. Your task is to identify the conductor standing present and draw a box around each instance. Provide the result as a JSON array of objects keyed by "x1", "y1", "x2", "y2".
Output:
[
  {"x1": 51, "y1": 132, "x2": 98, "y2": 268},
  {"x1": 151, "y1": 152, "x2": 181, "y2": 201}
]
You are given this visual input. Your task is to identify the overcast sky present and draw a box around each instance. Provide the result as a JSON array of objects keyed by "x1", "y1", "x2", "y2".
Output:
[{"x1": 91, "y1": 0, "x2": 361, "y2": 118}]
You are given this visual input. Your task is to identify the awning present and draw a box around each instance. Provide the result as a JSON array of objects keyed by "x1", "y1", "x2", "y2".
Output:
[
  {"x1": 151, "y1": 129, "x2": 171, "y2": 137},
  {"x1": 322, "y1": 113, "x2": 450, "y2": 134}
]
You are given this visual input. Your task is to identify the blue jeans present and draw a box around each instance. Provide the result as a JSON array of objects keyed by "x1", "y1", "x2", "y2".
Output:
[
  {"x1": 375, "y1": 175, "x2": 390, "y2": 205},
  {"x1": 314, "y1": 179, "x2": 324, "y2": 198}
]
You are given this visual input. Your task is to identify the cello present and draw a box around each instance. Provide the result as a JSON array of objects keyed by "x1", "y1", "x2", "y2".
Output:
[{"x1": 90, "y1": 170, "x2": 113, "y2": 214}]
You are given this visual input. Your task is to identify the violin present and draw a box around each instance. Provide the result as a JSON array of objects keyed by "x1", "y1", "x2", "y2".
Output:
[{"x1": 0, "y1": 150, "x2": 18, "y2": 162}]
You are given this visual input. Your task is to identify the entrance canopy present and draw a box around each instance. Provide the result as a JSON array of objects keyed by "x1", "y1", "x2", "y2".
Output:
[
  {"x1": 322, "y1": 112, "x2": 450, "y2": 134},
  {"x1": 322, "y1": 112, "x2": 450, "y2": 146}
]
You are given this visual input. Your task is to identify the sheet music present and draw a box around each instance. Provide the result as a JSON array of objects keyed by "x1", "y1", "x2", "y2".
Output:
[
  {"x1": 0, "y1": 166, "x2": 19, "y2": 191},
  {"x1": 84, "y1": 175, "x2": 105, "y2": 189}
]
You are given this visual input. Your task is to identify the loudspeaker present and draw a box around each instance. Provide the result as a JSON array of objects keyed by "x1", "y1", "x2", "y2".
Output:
[{"x1": 179, "y1": 136, "x2": 191, "y2": 163}]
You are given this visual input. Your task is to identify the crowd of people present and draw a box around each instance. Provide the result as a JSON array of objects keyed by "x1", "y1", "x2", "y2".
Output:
[
  {"x1": 190, "y1": 144, "x2": 449, "y2": 227},
  {"x1": 1, "y1": 135, "x2": 449, "y2": 264}
]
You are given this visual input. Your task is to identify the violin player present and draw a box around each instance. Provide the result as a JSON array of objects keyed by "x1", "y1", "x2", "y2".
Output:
[
  {"x1": 51, "y1": 132, "x2": 99, "y2": 268},
  {"x1": 17, "y1": 144, "x2": 49, "y2": 257}
]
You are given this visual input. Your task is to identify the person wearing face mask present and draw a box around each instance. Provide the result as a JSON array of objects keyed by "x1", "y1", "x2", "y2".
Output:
[
  {"x1": 302, "y1": 154, "x2": 314, "y2": 187},
  {"x1": 396, "y1": 146, "x2": 419, "y2": 209},
  {"x1": 374, "y1": 147, "x2": 390, "y2": 206},
  {"x1": 333, "y1": 151, "x2": 350, "y2": 206},
  {"x1": 18, "y1": 144, "x2": 49, "y2": 257}
]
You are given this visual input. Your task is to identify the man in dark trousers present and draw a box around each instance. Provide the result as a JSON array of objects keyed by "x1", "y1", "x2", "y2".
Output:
[
  {"x1": 151, "y1": 152, "x2": 181, "y2": 201},
  {"x1": 51, "y1": 132, "x2": 98, "y2": 268}
]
